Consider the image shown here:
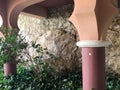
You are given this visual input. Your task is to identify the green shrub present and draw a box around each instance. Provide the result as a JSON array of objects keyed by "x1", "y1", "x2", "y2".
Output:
[
  {"x1": 106, "y1": 72, "x2": 120, "y2": 90},
  {"x1": 0, "y1": 64, "x2": 120, "y2": 90},
  {"x1": 0, "y1": 26, "x2": 28, "y2": 64},
  {"x1": 0, "y1": 65, "x2": 82, "y2": 90}
]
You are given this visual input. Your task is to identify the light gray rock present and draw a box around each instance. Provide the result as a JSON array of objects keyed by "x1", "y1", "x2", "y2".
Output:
[
  {"x1": 18, "y1": 4, "x2": 120, "y2": 74},
  {"x1": 106, "y1": 15, "x2": 120, "y2": 74},
  {"x1": 18, "y1": 4, "x2": 81, "y2": 72}
]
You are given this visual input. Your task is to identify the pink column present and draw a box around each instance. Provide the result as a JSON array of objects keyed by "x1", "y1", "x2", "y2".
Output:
[
  {"x1": 82, "y1": 47, "x2": 105, "y2": 90},
  {"x1": 77, "y1": 41, "x2": 110, "y2": 90},
  {"x1": 69, "y1": 0, "x2": 118, "y2": 89}
]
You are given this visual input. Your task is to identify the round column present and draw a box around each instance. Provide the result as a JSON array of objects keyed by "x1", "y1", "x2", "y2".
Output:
[{"x1": 76, "y1": 41, "x2": 110, "y2": 90}]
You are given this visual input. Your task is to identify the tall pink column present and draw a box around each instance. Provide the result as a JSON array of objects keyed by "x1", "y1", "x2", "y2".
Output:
[
  {"x1": 77, "y1": 41, "x2": 110, "y2": 90},
  {"x1": 82, "y1": 47, "x2": 105, "y2": 90},
  {"x1": 69, "y1": 0, "x2": 118, "y2": 89}
]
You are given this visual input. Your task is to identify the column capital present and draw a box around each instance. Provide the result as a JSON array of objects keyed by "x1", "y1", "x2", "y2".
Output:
[
  {"x1": 69, "y1": 0, "x2": 118, "y2": 40},
  {"x1": 76, "y1": 40, "x2": 111, "y2": 47}
]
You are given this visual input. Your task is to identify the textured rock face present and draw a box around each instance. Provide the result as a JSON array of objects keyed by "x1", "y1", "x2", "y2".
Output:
[
  {"x1": 18, "y1": 4, "x2": 120, "y2": 74},
  {"x1": 106, "y1": 15, "x2": 120, "y2": 74},
  {"x1": 18, "y1": 4, "x2": 81, "y2": 72}
]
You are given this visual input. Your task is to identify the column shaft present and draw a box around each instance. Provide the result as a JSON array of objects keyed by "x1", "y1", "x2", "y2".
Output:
[{"x1": 82, "y1": 47, "x2": 105, "y2": 90}]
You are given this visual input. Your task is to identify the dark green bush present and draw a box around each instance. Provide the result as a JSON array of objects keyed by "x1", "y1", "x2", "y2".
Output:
[
  {"x1": 0, "y1": 64, "x2": 82, "y2": 90},
  {"x1": 106, "y1": 72, "x2": 120, "y2": 90},
  {"x1": 1, "y1": 64, "x2": 120, "y2": 90}
]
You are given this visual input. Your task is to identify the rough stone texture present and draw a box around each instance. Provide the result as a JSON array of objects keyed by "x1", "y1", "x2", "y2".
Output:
[
  {"x1": 18, "y1": 4, "x2": 120, "y2": 74},
  {"x1": 18, "y1": 4, "x2": 81, "y2": 72},
  {"x1": 106, "y1": 15, "x2": 120, "y2": 74}
]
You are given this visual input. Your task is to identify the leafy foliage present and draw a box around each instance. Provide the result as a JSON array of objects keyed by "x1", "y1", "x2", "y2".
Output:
[
  {"x1": 0, "y1": 63, "x2": 120, "y2": 90},
  {"x1": 0, "y1": 26, "x2": 28, "y2": 63},
  {"x1": 106, "y1": 72, "x2": 120, "y2": 90},
  {"x1": 0, "y1": 65, "x2": 82, "y2": 90}
]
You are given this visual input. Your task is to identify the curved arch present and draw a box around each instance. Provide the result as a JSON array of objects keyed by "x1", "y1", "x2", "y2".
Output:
[
  {"x1": 69, "y1": 0, "x2": 118, "y2": 40},
  {"x1": 69, "y1": 0, "x2": 98, "y2": 40},
  {"x1": 95, "y1": 0, "x2": 118, "y2": 40},
  {"x1": 7, "y1": 0, "x2": 45, "y2": 29}
]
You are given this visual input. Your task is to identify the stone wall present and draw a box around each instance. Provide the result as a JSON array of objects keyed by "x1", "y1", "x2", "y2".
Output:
[
  {"x1": 106, "y1": 15, "x2": 120, "y2": 74},
  {"x1": 18, "y1": 4, "x2": 81, "y2": 72},
  {"x1": 18, "y1": 4, "x2": 120, "y2": 74}
]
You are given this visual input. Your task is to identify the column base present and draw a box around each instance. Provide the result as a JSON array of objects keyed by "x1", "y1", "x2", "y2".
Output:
[
  {"x1": 76, "y1": 40, "x2": 110, "y2": 90},
  {"x1": 76, "y1": 40, "x2": 110, "y2": 47}
]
